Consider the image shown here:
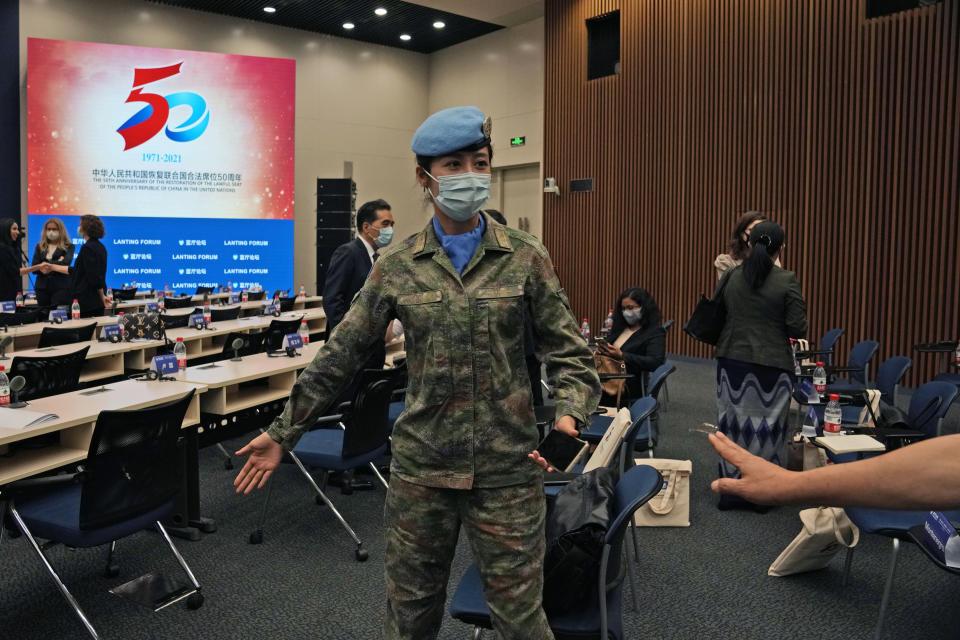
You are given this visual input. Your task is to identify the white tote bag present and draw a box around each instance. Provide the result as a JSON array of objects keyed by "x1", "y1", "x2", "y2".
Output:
[
  {"x1": 632, "y1": 459, "x2": 692, "y2": 527},
  {"x1": 768, "y1": 507, "x2": 860, "y2": 576}
]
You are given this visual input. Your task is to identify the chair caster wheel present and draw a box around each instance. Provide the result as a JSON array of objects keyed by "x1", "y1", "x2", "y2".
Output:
[
  {"x1": 314, "y1": 495, "x2": 326, "y2": 506},
  {"x1": 248, "y1": 530, "x2": 263, "y2": 544},
  {"x1": 223, "y1": 459, "x2": 234, "y2": 470},
  {"x1": 104, "y1": 565, "x2": 120, "y2": 578},
  {"x1": 187, "y1": 592, "x2": 204, "y2": 609},
  {"x1": 355, "y1": 547, "x2": 368, "y2": 562}
]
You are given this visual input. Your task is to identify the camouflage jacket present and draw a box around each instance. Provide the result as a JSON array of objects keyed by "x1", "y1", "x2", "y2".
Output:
[{"x1": 267, "y1": 213, "x2": 601, "y2": 489}]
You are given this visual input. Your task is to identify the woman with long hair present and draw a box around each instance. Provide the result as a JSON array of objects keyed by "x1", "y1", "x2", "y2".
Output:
[
  {"x1": 596, "y1": 287, "x2": 666, "y2": 402},
  {"x1": 714, "y1": 211, "x2": 767, "y2": 279},
  {"x1": 38, "y1": 215, "x2": 109, "y2": 317},
  {"x1": 0, "y1": 218, "x2": 37, "y2": 303},
  {"x1": 31, "y1": 217, "x2": 75, "y2": 307},
  {"x1": 714, "y1": 220, "x2": 806, "y2": 510}
]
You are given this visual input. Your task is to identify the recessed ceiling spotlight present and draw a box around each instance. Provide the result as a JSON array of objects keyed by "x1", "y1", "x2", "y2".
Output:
[
  {"x1": 433, "y1": 21, "x2": 445, "y2": 29},
  {"x1": 374, "y1": 7, "x2": 388, "y2": 16},
  {"x1": 263, "y1": 6, "x2": 276, "y2": 13},
  {"x1": 343, "y1": 22, "x2": 355, "y2": 29},
  {"x1": 399, "y1": 33, "x2": 412, "y2": 41}
]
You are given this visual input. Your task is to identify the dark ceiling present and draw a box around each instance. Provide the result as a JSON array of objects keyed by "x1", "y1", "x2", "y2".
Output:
[{"x1": 146, "y1": 0, "x2": 504, "y2": 54}]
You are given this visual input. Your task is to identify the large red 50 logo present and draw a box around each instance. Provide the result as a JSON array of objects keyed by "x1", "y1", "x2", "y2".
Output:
[{"x1": 116, "y1": 63, "x2": 210, "y2": 150}]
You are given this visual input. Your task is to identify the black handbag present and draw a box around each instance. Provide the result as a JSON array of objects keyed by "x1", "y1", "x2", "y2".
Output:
[
  {"x1": 683, "y1": 269, "x2": 733, "y2": 346},
  {"x1": 542, "y1": 468, "x2": 616, "y2": 614}
]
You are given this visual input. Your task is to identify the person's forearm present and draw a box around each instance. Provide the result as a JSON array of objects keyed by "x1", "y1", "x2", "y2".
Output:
[{"x1": 780, "y1": 435, "x2": 960, "y2": 509}]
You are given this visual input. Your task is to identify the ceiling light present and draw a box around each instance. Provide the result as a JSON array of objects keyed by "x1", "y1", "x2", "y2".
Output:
[
  {"x1": 433, "y1": 21, "x2": 445, "y2": 29},
  {"x1": 399, "y1": 34, "x2": 412, "y2": 41},
  {"x1": 263, "y1": 6, "x2": 276, "y2": 13},
  {"x1": 374, "y1": 7, "x2": 387, "y2": 16},
  {"x1": 343, "y1": 22, "x2": 355, "y2": 29}
]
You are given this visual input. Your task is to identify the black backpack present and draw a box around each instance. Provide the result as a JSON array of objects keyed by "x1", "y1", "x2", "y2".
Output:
[{"x1": 542, "y1": 468, "x2": 616, "y2": 614}]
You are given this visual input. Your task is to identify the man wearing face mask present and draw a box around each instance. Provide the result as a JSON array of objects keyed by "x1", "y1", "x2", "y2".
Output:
[
  {"x1": 234, "y1": 107, "x2": 600, "y2": 640},
  {"x1": 323, "y1": 199, "x2": 395, "y2": 333}
]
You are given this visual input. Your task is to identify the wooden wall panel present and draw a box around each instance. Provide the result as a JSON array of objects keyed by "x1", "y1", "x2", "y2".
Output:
[{"x1": 543, "y1": 0, "x2": 960, "y2": 385}]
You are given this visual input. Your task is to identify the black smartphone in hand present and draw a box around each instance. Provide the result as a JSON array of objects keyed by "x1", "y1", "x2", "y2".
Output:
[{"x1": 536, "y1": 429, "x2": 589, "y2": 472}]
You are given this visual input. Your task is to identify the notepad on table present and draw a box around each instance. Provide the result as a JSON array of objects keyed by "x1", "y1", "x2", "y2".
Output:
[
  {"x1": 814, "y1": 434, "x2": 886, "y2": 454},
  {"x1": 0, "y1": 408, "x2": 60, "y2": 429}
]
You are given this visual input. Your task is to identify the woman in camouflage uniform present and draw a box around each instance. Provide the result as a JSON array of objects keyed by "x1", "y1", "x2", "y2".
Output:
[{"x1": 234, "y1": 106, "x2": 600, "y2": 640}]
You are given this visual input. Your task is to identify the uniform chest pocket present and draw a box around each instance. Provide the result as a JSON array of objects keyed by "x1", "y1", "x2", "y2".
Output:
[
  {"x1": 474, "y1": 285, "x2": 527, "y2": 399},
  {"x1": 397, "y1": 290, "x2": 451, "y2": 403}
]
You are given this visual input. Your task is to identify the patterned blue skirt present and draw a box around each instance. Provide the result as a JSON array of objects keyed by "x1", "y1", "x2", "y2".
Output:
[{"x1": 716, "y1": 358, "x2": 794, "y2": 485}]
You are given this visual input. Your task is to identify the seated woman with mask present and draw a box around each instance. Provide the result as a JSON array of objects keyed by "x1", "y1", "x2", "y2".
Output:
[{"x1": 596, "y1": 287, "x2": 666, "y2": 402}]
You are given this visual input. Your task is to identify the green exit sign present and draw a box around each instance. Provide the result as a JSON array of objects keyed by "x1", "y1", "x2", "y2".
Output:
[{"x1": 510, "y1": 136, "x2": 526, "y2": 147}]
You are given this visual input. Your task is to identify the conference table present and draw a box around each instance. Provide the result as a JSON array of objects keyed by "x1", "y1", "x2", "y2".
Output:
[
  {"x1": 0, "y1": 379, "x2": 206, "y2": 485},
  {"x1": 4, "y1": 308, "x2": 327, "y2": 383}
]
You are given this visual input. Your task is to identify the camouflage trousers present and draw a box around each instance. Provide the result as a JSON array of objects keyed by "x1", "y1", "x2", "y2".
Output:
[{"x1": 383, "y1": 475, "x2": 553, "y2": 640}]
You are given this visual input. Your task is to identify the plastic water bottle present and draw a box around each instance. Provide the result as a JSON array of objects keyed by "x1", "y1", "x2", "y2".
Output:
[
  {"x1": 15, "y1": 292, "x2": 23, "y2": 308},
  {"x1": 299, "y1": 318, "x2": 310, "y2": 345},
  {"x1": 813, "y1": 361, "x2": 827, "y2": 397},
  {"x1": 158, "y1": 294, "x2": 165, "y2": 311},
  {"x1": 164, "y1": 282, "x2": 171, "y2": 297},
  {"x1": 298, "y1": 283, "x2": 306, "y2": 298},
  {"x1": 106, "y1": 287, "x2": 113, "y2": 302},
  {"x1": 791, "y1": 339, "x2": 801, "y2": 376},
  {"x1": 823, "y1": 394, "x2": 843, "y2": 436},
  {"x1": 226, "y1": 280, "x2": 233, "y2": 292},
  {"x1": 174, "y1": 337, "x2": 187, "y2": 371},
  {"x1": 603, "y1": 309, "x2": 614, "y2": 337},
  {"x1": 580, "y1": 319, "x2": 591, "y2": 342},
  {"x1": 71, "y1": 299, "x2": 81, "y2": 320},
  {"x1": 241, "y1": 288, "x2": 249, "y2": 303},
  {"x1": 117, "y1": 312, "x2": 125, "y2": 338},
  {"x1": 203, "y1": 301, "x2": 211, "y2": 323},
  {"x1": 0, "y1": 366, "x2": 10, "y2": 406}
]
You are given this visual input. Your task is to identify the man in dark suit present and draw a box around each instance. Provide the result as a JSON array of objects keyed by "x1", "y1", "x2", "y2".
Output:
[{"x1": 324, "y1": 199, "x2": 395, "y2": 333}]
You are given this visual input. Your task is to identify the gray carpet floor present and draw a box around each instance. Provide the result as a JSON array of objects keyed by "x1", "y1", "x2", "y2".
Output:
[{"x1": 1, "y1": 357, "x2": 958, "y2": 640}]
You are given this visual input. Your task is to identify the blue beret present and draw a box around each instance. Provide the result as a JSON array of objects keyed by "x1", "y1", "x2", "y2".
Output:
[{"x1": 411, "y1": 106, "x2": 492, "y2": 157}]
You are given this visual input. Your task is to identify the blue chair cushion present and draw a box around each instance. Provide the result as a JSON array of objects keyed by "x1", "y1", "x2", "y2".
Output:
[
  {"x1": 450, "y1": 564, "x2": 623, "y2": 639},
  {"x1": 16, "y1": 485, "x2": 174, "y2": 548},
  {"x1": 845, "y1": 508, "x2": 960, "y2": 536},
  {"x1": 293, "y1": 428, "x2": 389, "y2": 471},
  {"x1": 387, "y1": 401, "x2": 404, "y2": 430},
  {"x1": 933, "y1": 373, "x2": 960, "y2": 385}
]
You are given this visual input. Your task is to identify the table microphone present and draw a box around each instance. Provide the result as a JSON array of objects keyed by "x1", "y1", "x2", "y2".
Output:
[
  {"x1": 230, "y1": 337, "x2": 244, "y2": 362},
  {"x1": 0, "y1": 335, "x2": 12, "y2": 360},
  {"x1": 8, "y1": 375, "x2": 27, "y2": 408}
]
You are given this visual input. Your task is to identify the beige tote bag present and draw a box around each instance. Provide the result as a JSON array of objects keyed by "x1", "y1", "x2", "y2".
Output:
[
  {"x1": 632, "y1": 459, "x2": 692, "y2": 527},
  {"x1": 768, "y1": 507, "x2": 860, "y2": 577}
]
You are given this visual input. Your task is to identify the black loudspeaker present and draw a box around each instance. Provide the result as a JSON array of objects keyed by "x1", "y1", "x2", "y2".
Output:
[{"x1": 316, "y1": 178, "x2": 356, "y2": 291}]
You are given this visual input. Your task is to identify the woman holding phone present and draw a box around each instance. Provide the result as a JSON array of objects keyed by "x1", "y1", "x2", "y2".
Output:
[{"x1": 595, "y1": 287, "x2": 666, "y2": 403}]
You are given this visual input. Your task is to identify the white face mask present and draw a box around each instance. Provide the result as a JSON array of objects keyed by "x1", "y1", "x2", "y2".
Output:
[
  {"x1": 46, "y1": 230, "x2": 60, "y2": 242},
  {"x1": 424, "y1": 170, "x2": 491, "y2": 222},
  {"x1": 622, "y1": 308, "x2": 643, "y2": 326}
]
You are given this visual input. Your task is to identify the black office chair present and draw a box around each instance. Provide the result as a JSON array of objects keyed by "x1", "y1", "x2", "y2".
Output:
[
  {"x1": 11, "y1": 346, "x2": 89, "y2": 400},
  {"x1": 0, "y1": 309, "x2": 41, "y2": 327},
  {"x1": 246, "y1": 290, "x2": 267, "y2": 301},
  {"x1": 250, "y1": 369, "x2": 397, "y2": 560},
  {"x1": 37, "y1": 323, "x2": 98, "y2": 348},
  {"x1": 190, "y1": 305, "x2": 241, "y2": 322},
  {"x1": 277, "y1": 296, "x2": 296, "y2": 312},
  {"x1": 160, "y1": 312, "x2": 191, "y2": 330},
  {"x1": 218, "y1": 330, "x2": 265, "y2": 359},
  {"x1": 162, "y1": 296, "x2": 195, "y2": 309},
  {"x1": 263, "y1": 316, "x2": 303, "y2": 351},
  {"x1": 112, "y1": 287, "x2": 138, "y2": 301},
  {"x1": 6, "y1": 390, "x2": 203, "y2": 639},
  {"x1": 194, "y1": 286, "x2": 215, "y2": 296}
]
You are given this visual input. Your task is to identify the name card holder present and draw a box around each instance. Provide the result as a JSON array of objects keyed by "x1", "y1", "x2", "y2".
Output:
[
  {"x1": 48, "y1": 309, "x2": 68, "y2": 323},
  {"x1": 262, "y1": 304, "x2": 279, "y2": 316},
  {"x1": 230, "y1": 293, "x2": 242, "y2": 304},
  {"x1": 150, "y1": 354, "x2": 180, "y2": 376},
  {"x1": 146, "y1": 302, "x2": 160, "y2": 312},
  {"x1": 282, "y1": 333, "x2": 304, "y2": 350},
  {"x1": 100, "y1": 324, "x2": 123, "y2": 342},
  {"x1": 188, "y1": 313, "x2": 206, "y2": 329},
  {"x1": 0, "y1": 301, "x2": 15, "y2": 312}
]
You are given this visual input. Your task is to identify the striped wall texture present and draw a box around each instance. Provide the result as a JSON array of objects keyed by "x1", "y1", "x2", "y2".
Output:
[{"x1": 542, "y1": 0, "x2": 959, "y2": 386}]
